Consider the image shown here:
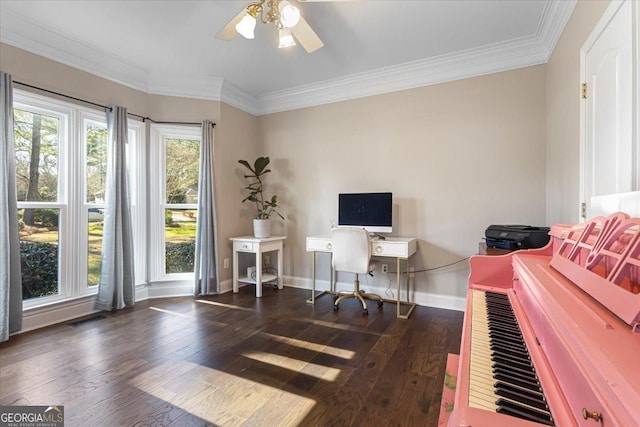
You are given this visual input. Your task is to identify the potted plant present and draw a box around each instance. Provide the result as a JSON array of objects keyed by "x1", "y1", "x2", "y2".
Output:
[{"x1": 238, "y1": 156, "x2": 284, "y2": 238}]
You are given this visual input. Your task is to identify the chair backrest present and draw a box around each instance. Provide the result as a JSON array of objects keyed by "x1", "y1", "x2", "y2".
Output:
[{"x1": 331, "y1": 227, "x2": 372, "y2": 274}]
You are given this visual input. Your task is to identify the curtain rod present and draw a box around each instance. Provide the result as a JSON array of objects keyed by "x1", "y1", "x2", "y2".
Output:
[{"x1": 13, "y1": 81, "x2": 215, "y2": 127}]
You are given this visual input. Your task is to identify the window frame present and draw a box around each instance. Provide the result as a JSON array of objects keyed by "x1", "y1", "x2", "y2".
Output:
[
  {"x1": 14, "y1": 90, "x2": 146, "y2": 309},
  {"x1": 149, "y1": 123, "x2": 201, "y2": 284}
]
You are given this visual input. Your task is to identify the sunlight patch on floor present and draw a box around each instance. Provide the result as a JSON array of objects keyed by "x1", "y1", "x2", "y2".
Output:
[
  {"x1": 196, "y1": 299, "x2": 256, "y2": 312},
  {"x1": 242, "y1": 351, "x2": 341, "y2": 381},
  {"x1": 149, "y1": 306, "x2": 192, "y2": 318},
  {"x1": 129, "y1": 360, "x2": 315, "y2": 425},
  {"x1": 294, "y1": 317, "x2": 391, "y2": 337},
  {"x1": 260, "y1": 331, "x2": 355, "y2": 360}
]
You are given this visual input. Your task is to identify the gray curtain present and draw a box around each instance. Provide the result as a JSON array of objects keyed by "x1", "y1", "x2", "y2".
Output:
[
  {"x1": 0, "y1": 71, "x2": 22, "y2": 341},
  {"x1": 194, "y1": 120, "x2": 219, "y2": 295},
  {"x1": 96, "y1": 106, "x2": 135, "y2": 310}
]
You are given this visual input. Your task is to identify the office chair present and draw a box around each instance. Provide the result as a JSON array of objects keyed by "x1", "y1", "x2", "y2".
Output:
[{"x1": 331, "y1": 227, "x2": 384, "y2": 315}]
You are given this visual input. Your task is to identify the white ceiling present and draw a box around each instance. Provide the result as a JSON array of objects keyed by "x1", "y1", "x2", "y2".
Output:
[{"x1": 0, "y1": 0, "x2": 576, "y2": 115}]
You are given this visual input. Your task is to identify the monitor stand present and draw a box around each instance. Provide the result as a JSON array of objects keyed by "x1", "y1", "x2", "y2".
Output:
[{"x1": 371, "y1": 233, "x2": 386, "y2": 240}]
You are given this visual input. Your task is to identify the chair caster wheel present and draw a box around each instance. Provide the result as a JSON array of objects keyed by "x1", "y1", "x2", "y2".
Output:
[
  {"x1": 377, "y1": 300, "x2": 383, "y2": 307},
  {"x1": 362, "y1": 309, "x2": 368, "y2": 315},
  {"x1": 333, "y1": 305, "x2": 339, "y2": 311}
]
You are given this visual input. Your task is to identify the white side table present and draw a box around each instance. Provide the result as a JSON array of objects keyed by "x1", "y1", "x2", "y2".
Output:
[{"x1": 229, "y1": 235, "x2": 286, "y2": 298}]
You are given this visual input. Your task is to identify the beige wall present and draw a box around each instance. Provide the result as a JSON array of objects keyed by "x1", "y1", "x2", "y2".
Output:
[
  {"x1": 259, "y1": 65, "x2": 547, "y2": 301},
  {"x1": 0, "y1": 42, "x2": 252, "y2": 285},
  {"x1": 546, "y1": 0, "x2": 610, "y2": 224},
  {"x1": 216, "y1": 103, "x2": 261, "y2": 281}
]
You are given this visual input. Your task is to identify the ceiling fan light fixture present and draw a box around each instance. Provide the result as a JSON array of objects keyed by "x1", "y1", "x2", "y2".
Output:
[
  {"x1": 236, "y1": 11, "x2": 257, "y2": 39},
  {"x1": 278, "y1": 27, "x2": 296, "y2": 48},
  {"x1": 280, "y1": 4, "x2": 301, "y2": 28}
]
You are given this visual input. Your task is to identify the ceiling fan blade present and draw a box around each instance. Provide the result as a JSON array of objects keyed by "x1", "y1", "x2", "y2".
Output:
[
  {"x1": 290, "y1": 14, "x2": 324, "y2": 53},
  {"x1": 215, "y1": 7, "x2": 248, "y2": 41}
]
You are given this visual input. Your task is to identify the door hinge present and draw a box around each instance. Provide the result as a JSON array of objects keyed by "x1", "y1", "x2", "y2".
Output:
[
  {"x1": 581, "y1": 202, "x2": 587, "y2": 219},
  {"x1": 581, "y1": 82, "x2": 587, "y2": 99}
]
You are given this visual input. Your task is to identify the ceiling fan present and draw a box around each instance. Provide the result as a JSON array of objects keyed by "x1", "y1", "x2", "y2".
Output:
[{"x1": 216, "y1": 0, "x2": 341, "y2": 53}]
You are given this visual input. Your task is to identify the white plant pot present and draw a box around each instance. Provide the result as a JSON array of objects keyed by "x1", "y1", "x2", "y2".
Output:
[{"x1": 253, "y1": 219, "x2": 271, "y2": 238}]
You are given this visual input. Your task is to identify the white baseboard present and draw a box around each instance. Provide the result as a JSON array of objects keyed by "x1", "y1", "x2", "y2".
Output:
[
  {"x1": 21, "y1": 296, "x2": 101, "y2": 333},
  {"x1": 284, "y1": 275, "x2": 466, "y2": 312},
  {"x1": 18, "y1": 275, "x2": 463, "y2": 335}
]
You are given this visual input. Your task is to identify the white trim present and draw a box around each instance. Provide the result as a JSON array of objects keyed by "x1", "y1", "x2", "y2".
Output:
[
  {"x1": 539, "y1": 0, "x2": 578, "y2": 61},
  {"x1": 0, "y1": 8, "x2": 148, "y2": 92},
  {"x1": 579, "y1": 0, "x2": 636, "y2": 221},
  {"x1": 148, "y1": 124, "x2": 201, "y2": 286},
  {"x1": 147, "y1": 74, "x2": 224, "y2": 101},
  {"x1": 0, "y1": 1, "x2": 576, "y2": 116},
  {"x1": 221, "y1": 80, "x2": 260, "y2": 116},
  {"x1": 21, "y1": 296, "x2": 100, "y2": 333}
]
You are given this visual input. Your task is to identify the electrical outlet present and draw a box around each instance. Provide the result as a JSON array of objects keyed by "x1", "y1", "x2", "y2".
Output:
[
  {"x1": 223, "y1": 258, "x2": 229, "y2": 269},
  {"x1": 409, "y1": 267, "x2": 415, "y2": 278},
  {"x1": 264, "y1": 255, "x2": 270, "y2": 266},
  {"x1": 382, "y1": 264, "x2": 388, "y2": 273}
]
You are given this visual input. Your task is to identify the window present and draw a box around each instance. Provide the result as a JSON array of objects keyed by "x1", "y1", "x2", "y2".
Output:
[
  {"x1": 14, "y1": 102, "x2": 67, "y2": 303},
  {"x1": 150, "y1": 125, "x2": 201, "y2": 282},
  {"x1": 13, "y1": 91, "x2": 144, "y2": 308}
]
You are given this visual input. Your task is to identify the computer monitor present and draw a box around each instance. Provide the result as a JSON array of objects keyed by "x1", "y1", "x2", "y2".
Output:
[{"x1": 338, "y1": 192, "x2": 392, "y2": 234}]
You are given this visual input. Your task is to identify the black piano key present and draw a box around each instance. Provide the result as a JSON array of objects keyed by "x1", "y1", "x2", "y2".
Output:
[
  {"x1": 494, "y1": 373, "x2": 543, "y2": 393},
  {"x1": 488, "y1": 311, "x2": 516, "y2": 319},
  {"x1": 490, "y1": 341, "x2": 528, "y2": 354},
  {"x1": 495, "y1": 380, "x2": 545, "y2": 399},
  {"x1": 496, "y1": 399, "x2": 554, "y2": 426},
  {"x1": 491, "y1": 346, "x2": 531, "y2": 365},
  {"x1": 495, "y1": 384, "x2": 548, "y2": 410},
  {"x1": 490, "y1": 345, "x2": 530, "y2": 360},
  {"x1": 491, "y1": 343, "x2": 529, "y2": 358},
  {"x1": 492, "y1": 366, "x2": 540, "y2": 389},
  {"x1": 486, "y1": 293, "x2": 510, "y2": 301},
  {"x1": 491, "y1": 354, "x2": 535, "y2": 372},
  {"x1": 489, "y1": 330, "x2": 523, "y2": 344},
  {"x1": 487, "y1": 303, "x2": 512, "y2": 310},
  {"x1": 488, "y1": 323, "x2": 523, "y2": 335},
  {"x1": 492, "y1": 365, "x2": 538, "y2": 383}
]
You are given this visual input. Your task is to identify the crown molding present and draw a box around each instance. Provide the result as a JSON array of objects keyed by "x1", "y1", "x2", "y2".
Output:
[
  {"x1": 147, "y1": 74, "x2": 224, "y2": 101},
  {"x1": 0, "y1": 1, "x2": 576, "y2": 117},
  {"x1": 256, "y1": 35, "x2": 550, "y2": 115},
  {"x1": 0, "y1": 8, "x2": 149, "y2": 92},
  {"x1": 221, "y1": 80, "x2": 260, "y2": 116},
  {"x1": 539, "y1": 0, "x2": 577, "y2": 61},
  {"x1": 255, "y1": 0, "x2": 576, "y2": 115}
]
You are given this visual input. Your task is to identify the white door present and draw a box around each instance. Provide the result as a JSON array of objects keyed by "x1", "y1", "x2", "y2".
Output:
[{"x1": 580, "y1": 0, "x2": 637, "y2": 219}]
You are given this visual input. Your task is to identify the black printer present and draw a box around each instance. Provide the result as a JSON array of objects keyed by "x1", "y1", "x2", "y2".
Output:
[{"x1": 484, "y1": 225, "x2": 551, "y2": 251}]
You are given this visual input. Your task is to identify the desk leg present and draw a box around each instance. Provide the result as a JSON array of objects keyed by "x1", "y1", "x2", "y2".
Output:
[
  {"x1": 255, "y1": 251, "x2": 262, "y2": 298},
  {"x1": 396, "y1": 258, "x2": 401, "y2": 318},
  {"x1": 396, "y1": 257, "x2": 416, "y2": 319},
  {"x1": 307, "y1": 251, "x2": 331, "y2": 304},
  {"x1": 233, "y1": 249, "x2": 239, "y2": 293},
  {"x1": 277, "y1": 245, "x2": 284, "y2": 290}
]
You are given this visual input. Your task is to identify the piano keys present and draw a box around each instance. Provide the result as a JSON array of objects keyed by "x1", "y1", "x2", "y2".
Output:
[
  {"x1": 469, "y1": 290, "x2": 553, "y2": 425},
  {"x1": 447, "y1": 213, "x2": 640, "y2": 427}
]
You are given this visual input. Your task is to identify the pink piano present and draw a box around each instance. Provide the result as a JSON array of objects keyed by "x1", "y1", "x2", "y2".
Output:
[{"x1": 448, "y1": 213, "x2": 640, "y2": 426}]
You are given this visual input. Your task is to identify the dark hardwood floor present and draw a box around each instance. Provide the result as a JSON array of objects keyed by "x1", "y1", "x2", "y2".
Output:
[{"x1": 0, "y1": 286, "x2": 463, "y2": 426}]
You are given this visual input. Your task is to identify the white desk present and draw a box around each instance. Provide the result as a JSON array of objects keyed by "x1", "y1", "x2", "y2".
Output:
[
  {"x1": 230, "y1": 235, "x2": 285, "y2": 298},
  {"x1": 306, "y1": 235, "x2": 418, "y2": 319}
]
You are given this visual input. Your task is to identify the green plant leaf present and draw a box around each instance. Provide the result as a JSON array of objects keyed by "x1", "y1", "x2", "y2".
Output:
[
  {"x1": 253, "y1": 157, "x2": 270, "y2": 176},
  {"x1": 238, "y1": 159, "x2": 255, "y2": 175}
]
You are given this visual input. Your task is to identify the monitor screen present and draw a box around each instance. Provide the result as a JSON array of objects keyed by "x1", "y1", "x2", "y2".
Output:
[{"x1": 338, "y1": 192, "x2": 392, "y2": 233}]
